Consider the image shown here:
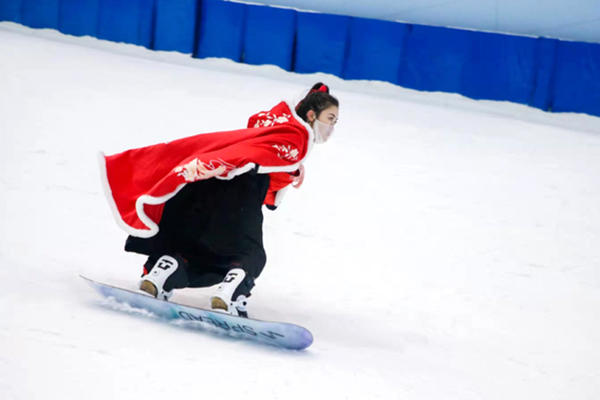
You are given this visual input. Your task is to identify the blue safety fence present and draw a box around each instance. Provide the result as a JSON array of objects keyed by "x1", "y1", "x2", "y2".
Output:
[
  {"x1": 552, "y1": 40, "x2": 600, "y2": 116},
  {"x1": 460, "y1": 31, "x2": 540, "y2": 105},
  {"x1": 243, "y1": 4, "x2": 296, "y2": 71},
  {"x1": 1, "y1": 0, "x2": 599, "y2": 118},
  {"x1": 97, "y1": 0, "x2": 154, "y2": 48},
  {"x1": 530, "y1": 38, "x2": 559, "y2": 111},
  {"x1": 399, "y1": 25, "x2": 541, "y2": 106},
  {"x1": 195, "y1": 0, "x2": 246, "y2": 62},
  {"x1": 58, "y1": 0, "x2": 99, "y2": 38},
  {"x1": 153, "y1": 0, "x2": 197, "y2": 54},
  {"x1": 295, "y1": 12, "x2": 351, "y2": 77},
  {"x1": 0, "y1": 0, "x2": 22, "y2": 24},
  {"x1": 22, "y1": 0, "x2": 60, "y2": 30},
  {"x1": 344, "y1": 18, "x2": 409, "y2": 85}
]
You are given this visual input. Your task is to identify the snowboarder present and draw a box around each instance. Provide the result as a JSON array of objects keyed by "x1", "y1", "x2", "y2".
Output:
[{"x1": 100, "y1": 83, "x2": 339, "y2": 318}]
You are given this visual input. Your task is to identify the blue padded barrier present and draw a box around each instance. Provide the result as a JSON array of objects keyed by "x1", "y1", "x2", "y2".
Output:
[
  {"x1": 530, "y1": 38, "x2": 559, "y2": 111},
  {"x1": 551, "y1": 41, "x2": 600, "y2": 117},
  {"x1": 459, "y1": 31, "x2": 539, "y2": 105},
  {"x1": 399, "y1": 25, "x2": 539, "y2": 105},
  {"x1": 97, "y1": 0, "x2": 154, "y2": 48},
  {"x1": 344, "y1": 17, "x2": 409, "y2": 84},
  {"x1": 3, "y1": 0, "x2": 599, "y2": 118},
  {"x1": 195, "y1": 0, "x2": 246, "y2": 61},
  {"x1": 154, "y1": 0, "x2": 198, "y2": 53},
  {"x1": 21, "y1": 0, "x2": 60, "y2": 30},
  {"x1": 398, "y1": 25, "x2": 469, "y2": 95},
  {"x1": 0, "y1": 0, "x2": 22, "y2": 23},
  {"x1": 58, "y1": 0, "x2": 100, "y2": 38},
  {"x1": 243, "y1": 4, "x2": 296, "y2": 71},
  {"x1": 137, "y1": 0, "x2": 154, "y2": 49},
  {"x1": 295, "y1": 12, "x2": 351, "y2": 77}
]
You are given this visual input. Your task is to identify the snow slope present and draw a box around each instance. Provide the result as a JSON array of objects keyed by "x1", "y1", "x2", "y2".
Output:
[{"x1": 1, "y1": 22, "x2": 600, "y2": 400}]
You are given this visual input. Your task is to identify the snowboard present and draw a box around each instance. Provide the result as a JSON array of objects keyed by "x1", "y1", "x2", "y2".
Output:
[{"x1": 81, "y1": 276, "x2": 313, "y2": 350}]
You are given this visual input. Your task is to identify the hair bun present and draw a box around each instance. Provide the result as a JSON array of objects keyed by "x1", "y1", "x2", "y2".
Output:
[{"x1": 295, "y1": 82, "x2": 338, "y2": 120}]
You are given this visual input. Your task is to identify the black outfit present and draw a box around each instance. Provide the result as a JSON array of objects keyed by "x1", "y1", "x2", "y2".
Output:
[{"x1": 125, "y1": 172, "x2": 271, "y2": 296}]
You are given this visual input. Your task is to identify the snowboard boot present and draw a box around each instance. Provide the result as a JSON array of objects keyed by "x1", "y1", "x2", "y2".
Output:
[
  {"x1": 140, "y1": 254, "x2": 189, "y2": 301},
  {"x1": 210, "y1": 269, "x2": 253, "y2": 318}
]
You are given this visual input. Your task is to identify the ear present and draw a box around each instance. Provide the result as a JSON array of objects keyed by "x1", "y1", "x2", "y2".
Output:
[{"x1": 306, "y1": 109, "x2": 316, "y2": 123}]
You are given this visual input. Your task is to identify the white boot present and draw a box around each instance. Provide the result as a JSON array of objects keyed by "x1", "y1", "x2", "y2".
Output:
[
  {"x1": 139, "y1": 255, "x2": 180, "y2": 301},
  {"x1": 210, "y1": 269, "x2": 249, "y2": 317}
]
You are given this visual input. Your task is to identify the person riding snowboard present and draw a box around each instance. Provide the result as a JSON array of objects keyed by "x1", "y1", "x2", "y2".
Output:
[{"x1": 100, "y1": 83, "x2": 339, "y2": 317}]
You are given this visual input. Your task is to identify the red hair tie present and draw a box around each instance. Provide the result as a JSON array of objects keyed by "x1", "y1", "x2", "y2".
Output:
[{"x1": 310, "y1": 86, "x2": 328, "y2": 94}]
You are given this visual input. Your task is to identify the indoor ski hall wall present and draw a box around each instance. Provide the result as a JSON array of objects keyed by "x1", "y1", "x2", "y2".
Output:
[{"x1": 1, "y1": 0, "x2": 599, "y2": 118}]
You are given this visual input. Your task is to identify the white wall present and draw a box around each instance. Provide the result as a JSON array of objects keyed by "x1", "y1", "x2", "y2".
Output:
[{"x1": 246, "y1": 0, "x2": 600, "y2": 43}]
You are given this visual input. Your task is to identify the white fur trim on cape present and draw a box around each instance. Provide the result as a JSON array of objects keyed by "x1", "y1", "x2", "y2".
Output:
[
  {"x1": 98, "y1": 151, "x2": 187, "y2": 238},
  {"x1": 216, "y1": 162, "x2": 257, "y2": 180},
  {"x1": 273, "y1": 186, "x2": 290, "y2": 207}
]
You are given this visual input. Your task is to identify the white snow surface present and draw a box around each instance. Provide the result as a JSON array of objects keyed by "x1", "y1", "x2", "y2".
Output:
[{"x1": 1, "y1": 22, "x2": 600, "y2": 400}]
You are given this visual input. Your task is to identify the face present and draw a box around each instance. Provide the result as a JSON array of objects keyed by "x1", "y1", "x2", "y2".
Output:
[
  {"x1": 307, "y1": 105, "x2": 339, "y2": 144},
  {"x1": 307, "y1": 105, "x2": 339, "y2": 127}
]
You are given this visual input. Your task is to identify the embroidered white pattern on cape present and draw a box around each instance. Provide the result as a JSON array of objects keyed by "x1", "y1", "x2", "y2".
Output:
[
  {"x1": 272, "y1": 145, "x2": 300, "y2": 161},
  {"x1": 173, "y1": 158, "x2": 236, "y2": 182},
  {"x1": 254, "y1": 112, "x2": 291, "y2": 128}
]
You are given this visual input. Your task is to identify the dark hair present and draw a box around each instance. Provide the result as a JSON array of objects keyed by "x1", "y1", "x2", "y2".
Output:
[{"x1": 296, "y1": 83, "x2": 339, "y2": 123}]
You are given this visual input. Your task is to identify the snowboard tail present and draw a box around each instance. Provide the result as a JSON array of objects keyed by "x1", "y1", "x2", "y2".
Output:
[{"x1": 81, "y1": 276, "x2": 313, "y2": 350}]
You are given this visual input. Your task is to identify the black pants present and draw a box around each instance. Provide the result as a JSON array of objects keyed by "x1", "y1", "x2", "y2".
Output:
[{"x1": 125, "y1": 172, "x2": 270, "y2": 293}]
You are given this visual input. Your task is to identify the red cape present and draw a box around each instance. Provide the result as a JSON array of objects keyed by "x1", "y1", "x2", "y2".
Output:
[{"x1": 100, "y1": 101, "x2": 314, "y2": 238}]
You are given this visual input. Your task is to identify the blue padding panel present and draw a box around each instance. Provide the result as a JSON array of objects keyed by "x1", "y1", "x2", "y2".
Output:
[
  {"x1": 154, "y1": 0, "x2": 198, "y2": 53},
  {"x1": 21, "y1": 0, "x2": 60, "y2": 29},
  {"x1": 58, "y1": 0, "x2": 100, "y2": 37},
  {"x1": 399, "y1": 25, "x2": 539, "y2": 105},
  {"x1": 195, "y1": 0, "x2": 246, "y2": 61},
  {"x1": 137, "y1": 0, "x2": 154, "y2": 49},
  {"x1": 97, "y1": 0, "x2": 154, "y2": 47},
  {"x1": 460, "y1": 31, "x2": 538, "y2": 104},
  {"x1": 552, "y1": 41, "x2": 600, "y2": 117},
  {"x1": 530, "y1": 38, "x2": 559, "y2": 111},
  {"x1": 295, "y1": 13, "x2": 351, "y2": 77},
  {"x1": 399, "y1": 25, "x2": 467, "y2": 94},
  {"x1": 0, "y1": 0, "x2": 22, "y2": 23},
  {"x1": 243, "y1": 5, "x2": 296, "y2": 70},
  {"x1": 344, "y1": 18, "x2": 409, "y2": 84}
]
